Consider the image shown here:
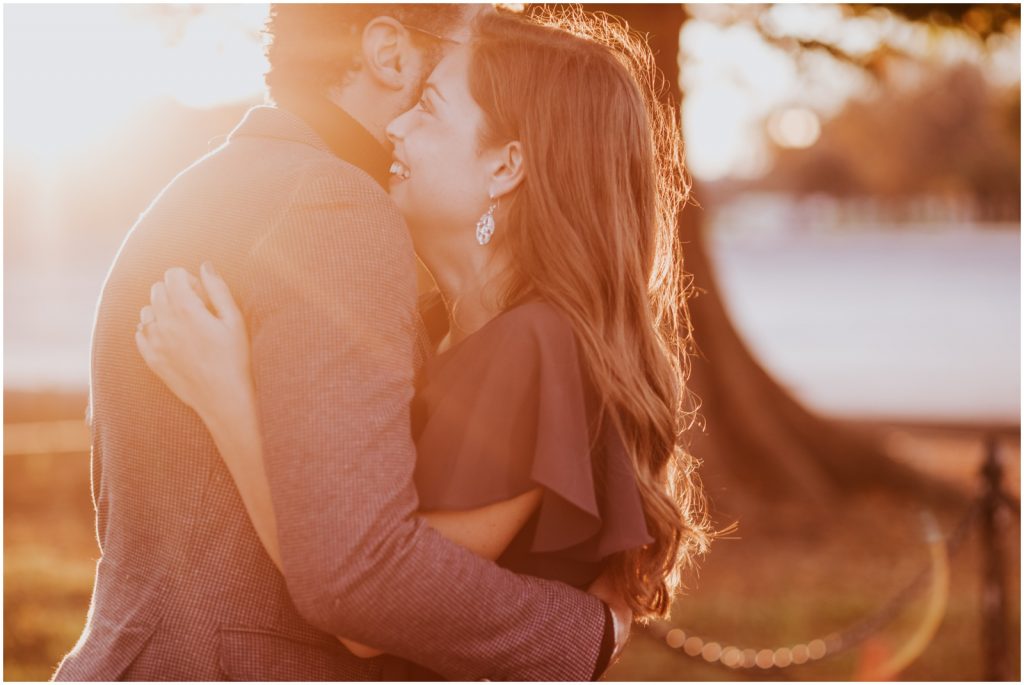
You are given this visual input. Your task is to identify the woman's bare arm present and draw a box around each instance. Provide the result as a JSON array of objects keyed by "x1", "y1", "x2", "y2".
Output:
[
  {"x1": 199, "y1": 397, "x2": 541, "y2": 657},
  {"x1": 135, "y1": 266, "x2": 545, "y2": 658}
]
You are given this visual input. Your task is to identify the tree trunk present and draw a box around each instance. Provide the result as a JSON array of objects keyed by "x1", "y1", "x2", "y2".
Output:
[{"x1": 540, "y1": 3, "x2": 968, "y2": 525}]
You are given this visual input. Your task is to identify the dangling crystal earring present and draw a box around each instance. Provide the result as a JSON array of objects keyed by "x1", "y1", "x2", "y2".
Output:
[{"x1": 475, "y1": 195, "x2": 497, "y2": 246}]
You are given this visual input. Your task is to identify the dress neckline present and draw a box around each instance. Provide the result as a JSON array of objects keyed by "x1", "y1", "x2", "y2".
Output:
[{"x1": 423, "y1": 297, "x2": 549, "y2": 372}]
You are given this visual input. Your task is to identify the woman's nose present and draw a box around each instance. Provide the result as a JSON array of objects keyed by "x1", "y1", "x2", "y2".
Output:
[{"x1": 385, "y1": 110, "x2": 410, "y2": 146}]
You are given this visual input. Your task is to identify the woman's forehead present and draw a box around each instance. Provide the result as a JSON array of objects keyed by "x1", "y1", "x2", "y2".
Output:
[{"x1": 428, "y1": 46, "x2": 471, "y2": 93}]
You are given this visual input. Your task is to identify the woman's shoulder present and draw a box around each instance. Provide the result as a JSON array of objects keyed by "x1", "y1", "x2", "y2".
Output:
[
  {"x1": 420, "y1": 298, "x2": 583, "y2": 391},
  {"x1": 486, "y1": 299, "x2": 578, "y2": 354},
  {"x1": 499, "y1": 299, "x2": 572, "y2": 329},
  {"x1": 418, "y1": 295, "x2": 576, "y2": 359}
]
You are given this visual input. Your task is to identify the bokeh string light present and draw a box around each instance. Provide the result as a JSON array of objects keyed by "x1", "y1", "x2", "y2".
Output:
[{"x1": 645, "y1": 505, "x2": 981, "y2": 674}]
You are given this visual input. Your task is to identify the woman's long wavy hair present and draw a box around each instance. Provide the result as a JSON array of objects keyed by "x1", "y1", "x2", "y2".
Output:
[{"x1": 469, "y1": 8, "x2": 732, "y2": 620}]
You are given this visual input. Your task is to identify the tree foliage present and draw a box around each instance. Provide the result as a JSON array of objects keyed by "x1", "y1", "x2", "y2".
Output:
[{"x1": 765, "y1": 63, "x2": 1020, "y2": 205}]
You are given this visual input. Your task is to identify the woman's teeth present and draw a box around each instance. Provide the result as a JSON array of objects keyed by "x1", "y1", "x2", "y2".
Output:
[{"x1": 389, "y1": 161, "x2": 411, "y2": 180}]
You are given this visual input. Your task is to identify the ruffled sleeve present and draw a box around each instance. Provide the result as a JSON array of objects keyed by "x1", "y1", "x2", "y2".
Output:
[{"x1": 412, "y1": 301, "x2": 654, "y2": 564}]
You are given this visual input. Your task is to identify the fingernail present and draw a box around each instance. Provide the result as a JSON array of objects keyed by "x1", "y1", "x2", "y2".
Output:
[{"x1": 201, "y1": 261, "x2": 216, "y2": 277}]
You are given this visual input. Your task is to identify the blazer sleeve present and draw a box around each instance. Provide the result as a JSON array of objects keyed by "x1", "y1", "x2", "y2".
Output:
[{"x1": 242, "y1": 165, "x2": 609, "y2": 681}]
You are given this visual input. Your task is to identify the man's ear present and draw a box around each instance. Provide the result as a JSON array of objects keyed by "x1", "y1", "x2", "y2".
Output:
[
  {"x1": 359, "y1": 16, "x2": 409, "y2": 91},
  {"x1": 489, "y1": 140, "x2": 526, "y2": 199}
]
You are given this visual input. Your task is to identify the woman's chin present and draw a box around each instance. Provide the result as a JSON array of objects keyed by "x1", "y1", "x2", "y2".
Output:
[
  {"x1": 388, "y1": 184, "x2": 411, "y2": 214},
  {"x1": 389, "y1": 189, "x2": 430, "y2": 232},
  {"x1": 403, "y1": 215, "x2": 444, "y2": 253}
]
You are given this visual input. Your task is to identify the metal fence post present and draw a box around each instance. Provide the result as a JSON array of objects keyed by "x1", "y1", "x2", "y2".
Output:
[{"x1": 979, "y1": 433, "x2": 1010, "y2": 681}]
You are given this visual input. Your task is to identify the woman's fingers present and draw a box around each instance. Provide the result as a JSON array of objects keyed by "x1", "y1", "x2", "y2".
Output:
[
  {"x1": 137, "y1": 306, "x2": 156, "y2": 342},
  {"x1": 138, "y1": 263, "x2": 246, "y2": 369},
  {"x1": 199, "y1": 262, "x2": 242, "y2": 327},
  {"x1": 150, "y1": 280, "x2": 171, "y2": 322},
  {"x1": 135, "y1": 327, "x2": 162, "y2": 370},
  {"x1": 133, "y1": 263, "x2": 251, "y2": 416},
  {"x1": 136, "y1": 326, "x2": 189, "y2": 407},
  {"x1": 164, "y1": 267, "x2": 212, "y2": 321},
  {"x1": 135, "y1": 327, "x2": 152, "y2": 358}
]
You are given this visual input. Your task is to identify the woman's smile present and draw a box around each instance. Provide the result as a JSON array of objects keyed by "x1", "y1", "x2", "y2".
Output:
[{"x1": 388, "y1": 158, "x2": 411, "y2": 182}]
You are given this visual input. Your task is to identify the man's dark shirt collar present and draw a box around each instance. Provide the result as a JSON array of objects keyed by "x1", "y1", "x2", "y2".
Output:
[{"x1": 274, "y1": 89, "x2": 392, "y2": 189}]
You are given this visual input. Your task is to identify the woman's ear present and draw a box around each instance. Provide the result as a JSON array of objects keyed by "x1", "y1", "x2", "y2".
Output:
[
  {"x1": 489, "y1": 140, "x2": 526, "y2": 199},
  {"x1": 359, "y1": 16, "x2": 410, "y2": 91}
]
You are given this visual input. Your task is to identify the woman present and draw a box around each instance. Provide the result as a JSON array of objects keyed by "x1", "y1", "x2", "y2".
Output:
[{"x1": 136, "y1": 8, "x2": 723, "y2": 667}]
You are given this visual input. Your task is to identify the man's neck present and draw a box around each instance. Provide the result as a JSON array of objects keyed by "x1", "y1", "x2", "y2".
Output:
[
  {"x1": 273, "y1": 85, "x2": 394, "y2": 188},
  {"x1": 327, "y1": 84, "x2": 390, "y2": 147}
]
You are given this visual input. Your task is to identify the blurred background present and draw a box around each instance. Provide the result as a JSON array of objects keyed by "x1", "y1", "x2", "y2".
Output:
[{"x1": 3, "y1": 2, "x2": 1020, "y2": 681}]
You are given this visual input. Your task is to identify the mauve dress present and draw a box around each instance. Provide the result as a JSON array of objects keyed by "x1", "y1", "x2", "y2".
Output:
[
  {"x1": 382, "y1": 297, "x2": 654, "y2": 679},
  {"x1": 416, "y1": 297, "x2": 652, "y2": 579}
]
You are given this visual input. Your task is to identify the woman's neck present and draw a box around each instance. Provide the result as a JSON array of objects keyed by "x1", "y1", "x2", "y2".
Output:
[{"x1": 416, "y1": 234, "x2": 510, "y2": 348}]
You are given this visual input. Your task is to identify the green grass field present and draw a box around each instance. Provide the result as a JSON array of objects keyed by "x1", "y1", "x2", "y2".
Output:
[{"x1": 4, "y1": 427, "x2": 1019, "y2": 681}]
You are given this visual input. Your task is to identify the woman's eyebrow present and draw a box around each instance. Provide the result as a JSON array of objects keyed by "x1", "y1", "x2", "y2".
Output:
[{"x1": 423, "y1": 82, "x2": 447, "y2": 103}]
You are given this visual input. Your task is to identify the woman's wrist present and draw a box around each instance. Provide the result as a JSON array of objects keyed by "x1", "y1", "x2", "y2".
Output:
[{"x1": 196, "y1": 380, "x2": 258, "y2": 439}]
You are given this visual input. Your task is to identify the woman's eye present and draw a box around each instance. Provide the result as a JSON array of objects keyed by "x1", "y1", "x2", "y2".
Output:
[{"x1": 417, "y1": 95, "x2": 433, "y2": 114}]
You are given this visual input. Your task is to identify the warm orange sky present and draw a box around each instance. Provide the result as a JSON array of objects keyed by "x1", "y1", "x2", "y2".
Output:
[
  {"x1": 3, "y1": 4, "x2": 1018, "y2": 418},
  {"x1": 3, "y1": 3, "x2": 1020, "y2": 180},
  {"x1": 680, "y1": 3, "x2": 1020, "y2": 179},
  {"x1": 4, "y1": 4, "x2": 269, "y2": 163}
]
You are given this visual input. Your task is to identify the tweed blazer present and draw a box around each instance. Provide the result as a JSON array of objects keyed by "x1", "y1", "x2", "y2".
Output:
[{"x1": 52, "y1": 106, "x2": 607, "y2": 681}]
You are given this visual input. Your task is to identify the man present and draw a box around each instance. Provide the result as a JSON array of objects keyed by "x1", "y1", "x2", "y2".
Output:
[{"x1": 54, "y1": 4, "x2": 627, "y2": 681}]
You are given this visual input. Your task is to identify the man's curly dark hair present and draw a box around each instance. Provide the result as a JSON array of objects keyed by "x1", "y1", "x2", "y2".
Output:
[{"x1": 263, "y1": 3, "x2": 467, "y2": 102}]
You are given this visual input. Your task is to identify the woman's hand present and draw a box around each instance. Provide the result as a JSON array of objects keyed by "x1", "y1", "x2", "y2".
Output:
[
  {"x1": 137, "y1": 262, "x2": 287, "y2": 592},
  {"x1": 136, "y1": 263, "x2": 386, "y2": 661},
  {"x1": 135, "y1": 262, "x2": 252, "y2": 421},
  {"x1": 587, "y1": 569, "x2": 633, "y2": 670}
]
